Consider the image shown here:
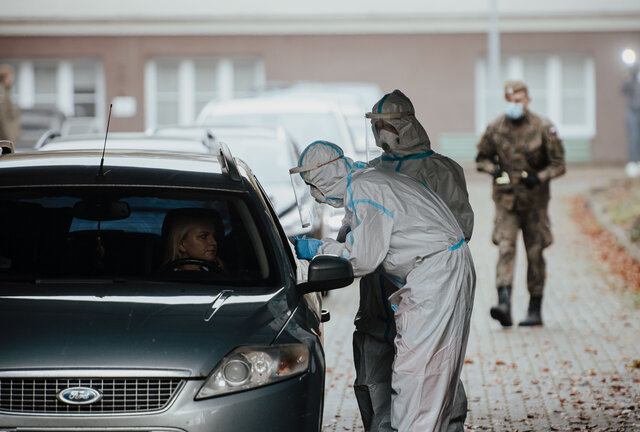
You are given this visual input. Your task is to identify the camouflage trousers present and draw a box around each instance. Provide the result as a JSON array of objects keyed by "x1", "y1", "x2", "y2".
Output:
[{"x1": 492, "y1": 204, "x2": 553, "y2": 297}]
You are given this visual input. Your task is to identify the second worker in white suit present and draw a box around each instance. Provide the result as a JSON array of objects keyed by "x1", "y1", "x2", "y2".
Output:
[
  {"x1": 292, "y1": 141, "x2": 476, "y2": 431},
  {"x1": 351, "y1": 89, "x2": 475, "y2": 432}
]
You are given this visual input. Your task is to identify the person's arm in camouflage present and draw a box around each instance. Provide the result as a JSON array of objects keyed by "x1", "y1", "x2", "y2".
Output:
[
  {"x1": 475, "y1": 125, "x2": 499, "y2": 175},
  {"x1": 538, "y1": 125, "x2": 566, "y2": 182}
]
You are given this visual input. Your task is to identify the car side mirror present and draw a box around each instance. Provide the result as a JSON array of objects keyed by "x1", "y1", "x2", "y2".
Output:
[{"x1": 297, "y1": 255, "x2": 354, "y2": 295}]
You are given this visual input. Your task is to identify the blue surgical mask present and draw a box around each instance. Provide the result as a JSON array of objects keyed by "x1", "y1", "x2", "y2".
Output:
[{"x1": 505, "y1": 102, "x2": 524, "y2": 120}]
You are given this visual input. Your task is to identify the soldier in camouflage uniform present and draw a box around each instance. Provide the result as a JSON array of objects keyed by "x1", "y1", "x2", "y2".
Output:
[
  {"x1": 476, "y1": 80, "x2": 566, "y2": 327},
  {"x1": 0, "y1": 64, "x2": 20, "y2": 146}
]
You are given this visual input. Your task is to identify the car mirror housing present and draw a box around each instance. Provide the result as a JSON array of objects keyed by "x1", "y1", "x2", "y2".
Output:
[{"x1": 297, "y1": 255, "x2": 354, "y2": 295}]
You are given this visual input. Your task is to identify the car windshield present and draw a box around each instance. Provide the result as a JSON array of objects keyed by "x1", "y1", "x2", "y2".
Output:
[
  {"x1": 0, "y1": 186, "x2": 278, "y2": 286},
  {"x1": 203, "y1": 112, "x2": 345, "y2": 154}
]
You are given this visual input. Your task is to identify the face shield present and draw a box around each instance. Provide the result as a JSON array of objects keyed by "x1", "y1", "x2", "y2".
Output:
[
  {"x1": 289, "y1": 153, "x2": 345, "y2": 226},
  {"x1": 364, "y1": 111, "x2": 411, "y2": 159},
  {"x1": 363, "y1": 115, "x2": 381, "y2": 162},
  {"x1": 288, "y1": 166, "x2": 314, "y2": 229}
]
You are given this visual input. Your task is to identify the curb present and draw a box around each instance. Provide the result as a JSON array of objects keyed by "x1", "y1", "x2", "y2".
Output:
[{"x1": 586, "y1": 191, "x2": 640, "y2": 264}]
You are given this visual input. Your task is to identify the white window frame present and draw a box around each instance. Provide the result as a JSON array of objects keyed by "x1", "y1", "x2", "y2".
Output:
[
  {"x1": 144, "y1": 57, "x2": 265, "y2": 130},
  {"x1": 475, "y1": 54, "x2": 595, "y2": 139},
  {"x1": 11, "y1": 58, "x2": 104, "y2": 122}
]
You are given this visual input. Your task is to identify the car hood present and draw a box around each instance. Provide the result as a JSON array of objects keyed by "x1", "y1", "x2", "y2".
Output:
[{"x1": 0, "y1": 284, "x2": 293, "y2": 377}]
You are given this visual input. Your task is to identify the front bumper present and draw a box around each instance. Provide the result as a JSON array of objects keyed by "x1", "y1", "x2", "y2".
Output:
[{"x1": 0, "y1": 371, "x2": 323, "y2": 432}]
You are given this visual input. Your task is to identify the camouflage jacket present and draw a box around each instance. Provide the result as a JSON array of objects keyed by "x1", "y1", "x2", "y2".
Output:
[
  {"x1": 0, "y1": 85, "x2": 20, "y2": 144},
  {"x1": 475, "y1": 111, "x2": 566, "y2": 211}
]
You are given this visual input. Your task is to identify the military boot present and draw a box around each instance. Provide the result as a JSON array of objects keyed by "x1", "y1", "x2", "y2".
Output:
[
  {"x1": 490, "y1": 285, "x2": 512, "y2": 327},
  {"x1": 519, "y1": 295, "x2": 543, "y2": 326}
]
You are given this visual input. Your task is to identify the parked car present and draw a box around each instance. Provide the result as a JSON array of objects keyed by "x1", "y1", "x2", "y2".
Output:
[
  {"x1": 13, "y1": 107, "x2": 67, "y2": 152},
  {"x1": 0, "y1": 141, "x2": 353, "y2": 431},
  {"x1": 254, "y1": 81, "x2": 384, "y2": 159},
  {"x1": 196, "y1": 96, "x2": 359, "y2": 237},
  {"x1": 148, "y1": 125, "x2": 323, "y2": 238},
  {"x1": 196, "y1": 95, "x2": 359, "y2": 160}
]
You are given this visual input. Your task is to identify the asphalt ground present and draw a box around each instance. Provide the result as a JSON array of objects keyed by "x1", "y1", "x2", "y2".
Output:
[{"x1": 320, "y1": 165, "x2": 640, "y2": 432}]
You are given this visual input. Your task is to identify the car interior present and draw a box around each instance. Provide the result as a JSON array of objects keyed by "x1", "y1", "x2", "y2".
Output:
[{"x1": 0, "y1": 189, "x2": 275, "y2": 285}]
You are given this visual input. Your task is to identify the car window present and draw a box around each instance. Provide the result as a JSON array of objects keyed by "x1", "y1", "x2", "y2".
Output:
[{"x1": 0, "y1": 187, "x2": 279, "y2": 286}]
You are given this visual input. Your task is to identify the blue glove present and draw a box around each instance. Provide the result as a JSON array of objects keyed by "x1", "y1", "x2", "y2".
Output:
[{"x1": 294, "y1": 236, "x2": 322, "y2": 260}]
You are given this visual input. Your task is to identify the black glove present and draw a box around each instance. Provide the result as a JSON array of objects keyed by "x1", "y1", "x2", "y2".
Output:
[
  {"x1": 491, "y1": 165, "x2": 502, "y2": 179},
  {"x1": 521, "y1": 172, "x2": 541, "y2": 189},
  {"x1": 336, "y1": 224, "x2": 351, "y2": 243}
]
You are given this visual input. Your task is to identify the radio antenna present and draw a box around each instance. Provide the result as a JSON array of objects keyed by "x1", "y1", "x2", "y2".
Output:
[{"x1": 96, "y1": 103, "x2": 113, "y2": 182}]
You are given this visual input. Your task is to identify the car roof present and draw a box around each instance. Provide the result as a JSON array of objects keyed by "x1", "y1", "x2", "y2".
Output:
[
  {"x1": 149, "y1": 124, "x2": 290, "y2": 142},
  {"x1": 36, "y1": 132, "x2": 214, "y2": 154},
  {"x1": 0, "y1": 141, "x2": 250, "y2": 190},
  {"x1": 197, "y1": 95, "x2": 344, "y2": 119}
]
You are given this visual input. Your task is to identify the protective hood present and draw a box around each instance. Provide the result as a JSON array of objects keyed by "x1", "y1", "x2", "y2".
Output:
[
  {"x1": 368, "y1": 90, "x2": 431, "y2": 157},
  {"x1": 294, "y1": 141, "x2": 353, "y2": 208}
]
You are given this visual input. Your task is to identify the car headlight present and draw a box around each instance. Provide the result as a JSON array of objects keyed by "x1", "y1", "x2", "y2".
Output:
[{"x1": 195, "y1": 344, "x2": 309, "y2": 399}]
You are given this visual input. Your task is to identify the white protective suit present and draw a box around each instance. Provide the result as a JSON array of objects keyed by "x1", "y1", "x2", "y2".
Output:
[
  {"x1": 369, "y1": 89, "x2": 474, "y2": 241},
  {"x1": 297, "y1": 141, "x2": 476, "y2": 432},
  {"x1": 353, "y1": 90, "x2": 474, "y2": 432}
]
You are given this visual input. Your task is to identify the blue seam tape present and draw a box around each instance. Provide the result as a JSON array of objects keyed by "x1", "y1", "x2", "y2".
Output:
[
  {"x1": 448, "y1": 237, "x2": 465, "y2": 251},
  {"x1": 377, "y1": 93, "x2": 390, "y2": 113}
]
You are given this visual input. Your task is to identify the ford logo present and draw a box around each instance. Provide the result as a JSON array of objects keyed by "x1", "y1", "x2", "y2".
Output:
[{"x1": 57, "y1": 387, "x2": 102, "y2": 405}]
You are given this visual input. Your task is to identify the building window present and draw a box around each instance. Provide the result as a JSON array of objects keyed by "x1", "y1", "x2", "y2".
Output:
[
  {"x1": 194, "y1": 59, "x2": 219, "y2": 117},
  {"x1": 155, "y1": 59, "x2": 181, "y2": 126},
  {"x1": 476, "y1": 53, "x2": 595, "y2": 139},
  {"x1": 145, "y1": 56, "x2": 265, "y2": 129},
  {"x1": 2, "y1": 58, "x2": 103, "y2": 122},
  {"x1": 33, "y1": 62, "x2": 58, "y2": 109},
  {"x1": 73, "y1": 61, "x2": 100, "y2": 118}
]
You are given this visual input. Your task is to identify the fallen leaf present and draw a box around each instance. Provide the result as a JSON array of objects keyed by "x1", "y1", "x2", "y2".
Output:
[
  {"x1": 496, "y1": 360, "x2": 506, "y2": 366},
  {"x1": 464, "y1": 359, "x2": 474, "y2": 364}
]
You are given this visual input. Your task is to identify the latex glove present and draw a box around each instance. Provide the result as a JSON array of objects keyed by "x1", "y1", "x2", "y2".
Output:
[
  {"x1": 336, "y1": 224, "x2": 352, "y2": 243},
  {"x1": 294, "y1": 236, "x2": 322, "y2": 260},
  {"x1": 521, "y1": 172, "x2": 541, "y2": 189},
  {"x1": 491, "y1": 165, "x2": 502, "y2": 179}
]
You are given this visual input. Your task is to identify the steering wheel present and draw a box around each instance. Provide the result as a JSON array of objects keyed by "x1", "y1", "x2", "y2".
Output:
[{"x1": 160, "y1": 258, "x2": 220, "y2": 273}]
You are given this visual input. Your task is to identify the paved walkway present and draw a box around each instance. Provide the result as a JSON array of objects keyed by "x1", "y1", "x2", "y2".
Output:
[{"x1": 321, "y1": 165, "x2": 640, "y2": 432}]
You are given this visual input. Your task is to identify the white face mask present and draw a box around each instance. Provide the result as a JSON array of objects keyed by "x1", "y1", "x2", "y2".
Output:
[
  {"x1": 505, "y1": 102, "x2": 524, "y2": 120},
  {"x1": 377, "y1": 129, "x2": 400, "y2": 153},
  {"x1": 309, "y1": 184, "x2": 343, "y2": 208}
]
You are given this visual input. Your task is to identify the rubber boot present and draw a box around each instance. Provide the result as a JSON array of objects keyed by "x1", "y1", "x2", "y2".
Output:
[
  {"x1": 519, "y1": 295, "x2": 543, "y2": 326},
  {"x1": 490, "y1": 285, "x2": 512, "y2": 327}
]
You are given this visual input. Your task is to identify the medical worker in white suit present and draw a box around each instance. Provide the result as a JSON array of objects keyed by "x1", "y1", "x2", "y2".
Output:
[{"x1": 291, "y1": 140, "x2": 476, "y2": 432}]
